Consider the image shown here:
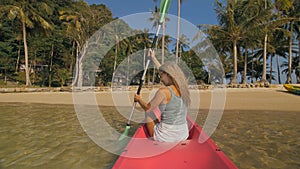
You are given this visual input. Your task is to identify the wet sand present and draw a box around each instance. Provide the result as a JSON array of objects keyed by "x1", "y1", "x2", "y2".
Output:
[{"x1": 0, "y1": 86, "x2": 298, "y2": 112}]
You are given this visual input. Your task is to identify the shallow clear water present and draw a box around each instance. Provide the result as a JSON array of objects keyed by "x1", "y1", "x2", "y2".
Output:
[
  {"x1": 206, "y1": 110, "x2": 300, "y2": 169},
  {"x1": 0, "y1": 103, "x2": 121, "y2": 169},
  {"x1": 0, "y1": 103, "x2": 299, "y2": 169}
]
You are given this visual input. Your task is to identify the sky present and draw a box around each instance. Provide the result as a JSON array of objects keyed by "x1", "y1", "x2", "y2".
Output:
[{"x1": 84, "y1": 0, "x2": 218, "y2": 26}]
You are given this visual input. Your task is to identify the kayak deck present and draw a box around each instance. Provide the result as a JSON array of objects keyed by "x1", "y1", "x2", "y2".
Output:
[{"x1": 113, "y1": 117, "x2": 238, "y2": 169}]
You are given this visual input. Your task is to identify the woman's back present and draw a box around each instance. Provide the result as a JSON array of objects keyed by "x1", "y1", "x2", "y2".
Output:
[{"x1": 159, "y1": 86, "x2": 187, "y2": 125}]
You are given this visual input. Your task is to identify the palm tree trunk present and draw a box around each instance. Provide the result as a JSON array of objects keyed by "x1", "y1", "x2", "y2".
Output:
[
  {"x1": 49, "y1": 44, "x2": 54, "y2": 87},
  {"x1": 4, "y1": 68, "x2": 7, "y2": 84},
  {"x1": 32, "y1": 50, "x2": 37, "y2": 84},
  {"x1": 77, "y1": 41, "x2": 88, "y2": 87},
  {"x1": 297, "y1": 36, "x2": 300, "y2": 84},
  {"x1": 127, "y1": 48, "x2": 130, "y2": 87},
  {"x1": 179, "y1": 43, "x2": 182, "y2": 63},
  {"x1": 152, "y1": 68, "x2": 156, "y2": 85},
  {"x1": 72, "y1": 41, "x2": 83, "y2": 87},
  {"x1": 22, "y1": 20, "x2": 31, "y2": 86},
  {"x1": 231, "y1": 40, "x2": 238, "y2": 84},
  {"x1": 262, "y1": 0, "x2": 268, "y2": 82},
  {"x1": 242, "y1": 48, "x2": 248, "y2": 84},
  {"x1": 70, "y1": 41, "x2": 75, "y2": 73},
  {"x1": 147, "y1": 69, "x2": 151, "y2": 86},
  {"x1": 143, "y1": 46, "x2": 146, "y2": 69},
  {"x1": 276, "y1": 54, "x2": 282, "y2": 84},
  {"x1": 77, "y1": 44, "x2": 82, "y2": 87},
  {"x1": 175, "y1": 0, "x2": 181, "y2": 64},
  {"x1": 262, "y1": 33, "x2": 268, "y2": 82},
  {"x1": 72, "y1": 53, "x2": 79, "y2": 87},
  {"x1": 78, "y1": 60, "x2": 83, "y2": 87},
  {"x1": 15, "y1": 48, "x2": 20, "y2": 73},
  {"x1": 269, "y1": 53, "x2": 274, "y2": 84},
  {"x1": 113, "y1": 35, "x2": 119, "y2": 78},
  {"x1": 286, "y1": 21, "x2": 293, "y2": 84},
  {"x1": 251, "y1": 49, "x2": 254, "y2": 83}
]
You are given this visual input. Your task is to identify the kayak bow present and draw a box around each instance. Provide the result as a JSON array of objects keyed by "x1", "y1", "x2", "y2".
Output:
[
  {"x1": 283, "y1": 84, "x2": 300, "y2": 95},
  {"x1": 113, "y1": 116, "x2": 238, "y2": 169}
]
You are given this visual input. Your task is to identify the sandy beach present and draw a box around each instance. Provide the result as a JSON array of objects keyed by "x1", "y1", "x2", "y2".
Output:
[{"x1": 0, "y1": 85, "x2": 299, "y2": 112}]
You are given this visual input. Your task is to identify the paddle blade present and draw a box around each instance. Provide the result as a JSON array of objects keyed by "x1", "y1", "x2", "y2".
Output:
[
  {"x1": 118, "y1": 125, "x2": 131, "y2": 141},
  {"x1": 159, "y1": 0, "x2": 171, "y2": 23}
]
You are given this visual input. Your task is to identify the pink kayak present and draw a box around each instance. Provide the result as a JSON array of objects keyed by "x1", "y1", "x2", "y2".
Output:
[{"x1": 113, "y1": 116, "x2": 238, "y2": 169}]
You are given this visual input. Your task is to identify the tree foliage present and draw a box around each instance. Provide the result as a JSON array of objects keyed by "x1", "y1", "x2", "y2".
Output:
[{"x1": 0, "y1": 0, "x2": 299, "y2": 87}]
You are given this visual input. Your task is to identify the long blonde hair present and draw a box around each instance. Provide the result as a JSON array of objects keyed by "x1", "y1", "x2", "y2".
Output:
[{"x1": 159, "y1": 61, "x2": 191, "y2": 107}]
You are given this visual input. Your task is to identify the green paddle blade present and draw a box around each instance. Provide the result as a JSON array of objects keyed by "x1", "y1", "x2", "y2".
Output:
[
  {"x1": 118, "y1": 125, "x2": 131, "y2": 141},
  {"x1": 159, "y1": 0, "x2": 171, "y2": 23}
]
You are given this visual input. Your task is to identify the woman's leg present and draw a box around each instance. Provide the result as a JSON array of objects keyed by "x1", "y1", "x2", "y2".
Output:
[{"x1": 145, "y1": 112, "x2": 159, "y2": 137}]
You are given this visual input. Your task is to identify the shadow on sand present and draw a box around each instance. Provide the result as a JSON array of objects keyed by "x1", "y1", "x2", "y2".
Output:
[{"x1": 276, "y1": 89, "x2": 300, "y2": 96}]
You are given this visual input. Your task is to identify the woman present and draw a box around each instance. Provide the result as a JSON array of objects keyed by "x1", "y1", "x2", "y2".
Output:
[{"x1": 134, "y1": 49, "x2": 191, "y2": 142}]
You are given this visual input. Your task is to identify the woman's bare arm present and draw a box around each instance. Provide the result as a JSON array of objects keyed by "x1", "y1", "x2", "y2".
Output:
[
  {"x1": 134, "y1": 94, "x2": 151, "y2": 111},
  {"x1": 148, "y1": 49, "x2": 161, "y2": 68},
  {"x1": 134, "y1": 89, "x2": 166, "y2": 112}
]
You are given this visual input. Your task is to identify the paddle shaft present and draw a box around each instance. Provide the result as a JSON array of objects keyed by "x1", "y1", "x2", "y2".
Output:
[
  {"x1": 124, "y1": 0, "x2": 170, "y2": 128},
  {"x1": 126, "y1": 24, "x2": 162, "y2": 126}
]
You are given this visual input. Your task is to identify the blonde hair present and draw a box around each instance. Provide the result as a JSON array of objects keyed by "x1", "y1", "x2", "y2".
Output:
[{"x1": 159, "y1": 61, "x2": 191, "y2": 107}]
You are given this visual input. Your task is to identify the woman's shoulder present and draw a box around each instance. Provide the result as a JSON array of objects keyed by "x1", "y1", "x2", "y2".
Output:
[
  {"x1": 157, "y1": 86, "x2": 171, "y2": 95},
  {"x1": 158, "y1": 86, "x2": 169, "y2": 91},
  {"x1": 157, "y1": 86, "x2": 171, "y2": 101}
]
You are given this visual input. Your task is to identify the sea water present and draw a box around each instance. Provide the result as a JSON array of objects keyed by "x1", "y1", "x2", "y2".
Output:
[{"x1": 0, "y1": 103, "x2": 299, "y2": 169}]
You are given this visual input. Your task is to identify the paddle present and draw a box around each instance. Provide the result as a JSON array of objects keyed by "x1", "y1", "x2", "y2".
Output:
[{"x1": 119, "y1": 0, "x2": 171, "y2": 141}]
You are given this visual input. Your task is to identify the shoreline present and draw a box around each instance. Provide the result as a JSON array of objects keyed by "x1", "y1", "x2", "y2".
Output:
[
  {"x1": 0, "y1": 86, "x2": 299, "y2": 112},
  {"x1": 0, "y1": 84, "x2": 290, "y2": 93}
]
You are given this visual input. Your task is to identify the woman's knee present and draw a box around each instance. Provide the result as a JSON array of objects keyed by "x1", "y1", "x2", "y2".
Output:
[{"x1": 146, "y1": 123, "x2": 154, "y2": 137}]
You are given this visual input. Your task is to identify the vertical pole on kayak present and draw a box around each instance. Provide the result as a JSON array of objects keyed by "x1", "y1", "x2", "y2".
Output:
[{"x1": 119, "y1": 0, "x2": 171, "y2": 141}]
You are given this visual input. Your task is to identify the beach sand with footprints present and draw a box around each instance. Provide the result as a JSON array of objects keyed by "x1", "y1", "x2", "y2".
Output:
[{"x1": 0, "y1": 85, "x2": 298, "y2": 112}]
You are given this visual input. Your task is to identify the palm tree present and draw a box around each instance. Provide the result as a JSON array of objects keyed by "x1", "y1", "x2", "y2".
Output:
[
  {"x1": 285, "y1": 20, "x2": 294, "y2": 84},
  {"x1": 264, "y1": 27, "x2": 285, "y2": 84},
  {"x1": 240, "y1": 42, "x2": 250, "y2": 84},
  {"x1": 210, "y1": 1, "x2": 239, "y2": 84},
  {"x1": 175, "y1": 0, "x2": 184, "y2": 63},
  {"x1": 260, "y1": 0, "x2": 271, "y2": 83},
  {"x1": 211, "y1": 0, "x2": 271, "y2": 84},
  {"x1": 259, "y1": 0, "x2": 296, "y2": 84},
  {"x1": 295, "y1": 0, "x2": 300, "y2": 83},
  {"x1": 136, "y1": 29, "x2": 151, "y2": 68},
  {"x1": 174, "y1": 34, "x2": 189, "y2": 63},
  {"x1": 273, "y1": 0, "x2": 300, "y2": 84},
  {"x1": 239, "y1": 26, "x2": 261, "y2": 84},
  {"x1": 285, "y1": 1, "x2": 300, "y2": 83},
  {"x1": 281, "y1": 55, "x2": 299, "y2": 78},
  {"x1": 59, "y1": 1, "x2": 93, "y2": 87},
  {"x1": 296, "y1": 15, "x2": 300, "y2": 83},
  {"x1": 2, "y1": 0, "x2": 53, "y2": 86},
  {"x1": 59, "y1": 9, "x2": 85, "y2": 86},
  {"x1": 274, "y1": 0, "x2": 292, "y2": 84}
]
